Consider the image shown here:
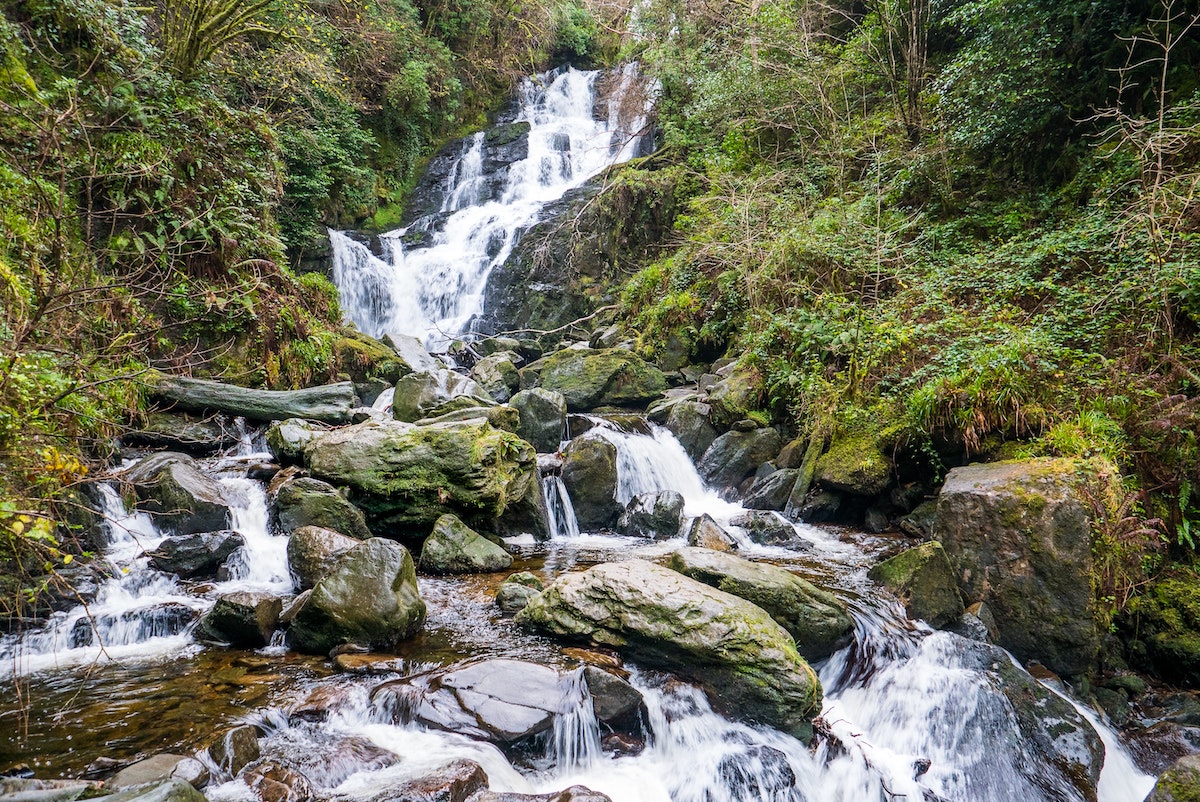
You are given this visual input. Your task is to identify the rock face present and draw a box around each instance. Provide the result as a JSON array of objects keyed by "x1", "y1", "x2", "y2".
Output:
[
  {"x1": 288, "y1": 538, "x2": 426, "y2": 654},
  {"x1": 124, "y1": 452, "x2": 233, "y2": 534},
  {"x1": 522, "y1": 348, "x2": 667, "y2": 411},
  {"x1": 149, "y1": 374, "x2": 359, "y2": 424},
  {"x1": 868, "y1": 541, "x2": 964, "y2": 629},
  {"x1": 517, "y1": 560, "x2": 823, "y2": 740},
  {"x1": 667, "y1": 547, "x2": 854, "y2": 660},
  {"x1": 1148, "y1": 754, "x2": 1200, "y2": 802},
  {"x1": 697, "y1": 429, "x2": 782, "y2": 499},
  {"x1": 510, "y1": 388, "x2": 567, "y2": 452},
  {"x1": 149, "y1": 530, "x2": 244, "y2": 578},
  {"x1": 287, "y1": 525, "x2": 360, "y2": 590},
  {"x1": 392, "y1": 369, "x2": 494, "y2": 423},
  {"x1": 560, "y1": 436, "x2": 620, "y2": 530},
  {"x1": 303, "y1": 418, "x2": 545, "y2": 538},
  {"x1": 271, "y1": 476, "x2": 373, "y2": 540},
  {"x1": 616, "y1": 490, "x2": 684, "y2": 539},
  {"x1": 199, "y1": 591, "x2": 282, "y2": 647},
  {"x1": 935, "y1": 459, "x2": 1099, "y2": 676},
  {"x1": 420, "y1": 514, "x2": 513, "y2": 574}
]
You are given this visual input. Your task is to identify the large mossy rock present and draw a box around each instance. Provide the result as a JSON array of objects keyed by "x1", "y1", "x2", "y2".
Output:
[
  {"x1": 1148, "y1": 754, "x2": 1200, "y2": 802},
  {"x1": 392, "y1": 369, "x2": 493, "y2": 423},
  {"x1": 149, "y1": 373, "x2": 359, "y2": 424},
  {"x1": 706, "y1": 366, "x2": 764, "y2": 427},
  {"x1": 935, "y1": 459, "x2": 1099, "y2": 676},
  {"x1": 697, "y1": 429, "x2": 782, "y2": 500},
  {"x1": 868, "y1": 541, "x2": 964, "y2": 629},
  {"x1": 124, "y1": 452, "x2": 233, "y2": 535},
  {"x1": 288, "y1": 538, "x2": 426, "y2": 654},
  {"x1": 271, "y1": 476, "x2": 373, "y2": 541},
  {"x1": 332, "y1": 329, "x2": 418, "y2": 384},
  {"x1": 265, "y1": 418, "x2": 329, "y2": 465},
  {"x1": 814, "y1": 433, "x2": 891, "y2": 497},
  {"x1": 472, "y1": 353, "x2": 522, "y2": 403},
  {"x1": 667, "y1": 547, "x2": 854, "y2": 660},
  {"x1": 304, "y1": 418, "x2": 545, "y2": 538},
  {"x1": 510, "y1": 388, "x2": 567, "y2": 452},
  {"x1": 287, "y1": 525, "x2": 361, "y2": 590},
  {"x1": 1121, "y1": 573, "x2": 1200, "y2": 687},
  {"x1": 420, "y1": 514, "x2": 513, "y2": 574},
  {"x1": 560, "y1": 435, "x2": 620, "y2": 530},
  {"x1": 521, "y1": 348, "x2": 667, "y2": 411},
  {"x1": 517, "y1": 560, "x2": 823, "y2": 740}
]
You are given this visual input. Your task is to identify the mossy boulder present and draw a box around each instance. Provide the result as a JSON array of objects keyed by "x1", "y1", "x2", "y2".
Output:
[
  {"x1": 472, "y1": 353, "x2": 521, "y2": 403},
  {"x1": 287, "y1": 525, "x2": 361, "y2": 590},
  {"x1": 706, "y1": 365, "x2": 763, "y2": 427},
  {"x1": 420, "y1": 514, "x2": 513, "y2": 574},
  {"x1": 288, "y1": 538, "x2": 426, "y2": 654},
  {"x1": 814, "y1": 433, "x2": 891, "y2": 497},
  {"x1": 510, "y1": 388, "x2": 567, "y2": 452},
  {"x1": 303, "y1": 418, "x2": 545, "y2": 538},
  {"x1": 333, "y1": 329, "x2": 414, "y2": 384},
  {"x1": 271, "y1": 476, "x2": 373, "y2": 541},
  {"x1": 561, "y1": 435, "x2": 620, "y2": 530},
  {"x1": 496, "y1": 572, "x2": 544, "y2": 614},
  {"x1": 265, "y1": 418, "x2": 329, "y2": 465},
  {"x1": 868, "y1": 541, "x2": 964, "y2": 629},
  {"x1": 1121, "y1": 572, "x2": 1200, "y2": 686},
  {"x1": 1149, "y1": 754, "x2": 1200, "y2": 802},
  {"x1": 935, "y1": 459, "x2": 1099, "y2": 676},
  {"x1": 392, "y1": 369, "x2": 494, "y2": 423},
  {"x1": 521, "y1": 348, "x2": 667, "y2": 411},
  {"x1": 415, "y1": 403, "x2": 519, "y2": 433},
  {"x1": 667, "y1": 547, "x2": 854, "y2": 660},
  {"x1": 517, "y1": 560, "x2": 823, "y2": 740}
]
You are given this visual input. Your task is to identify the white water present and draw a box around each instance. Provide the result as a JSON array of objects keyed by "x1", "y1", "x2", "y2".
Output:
[
  {"x1": 331, "y1": 65, "x2": 653, "y2": 348},
  {"x1": 543, "y1": 475, "x2": 582, "y2": 539}
]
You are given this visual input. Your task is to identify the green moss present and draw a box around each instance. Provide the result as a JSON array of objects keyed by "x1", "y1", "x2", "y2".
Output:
[{"x1": 814, "y1": 432, "x2": 891, "y2": 496}]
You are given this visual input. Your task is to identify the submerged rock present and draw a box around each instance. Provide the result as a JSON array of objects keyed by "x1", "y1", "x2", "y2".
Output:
[
  {"x1": 124, "y1": 452, "x2": 233, "y2": 535},
  {"x1": 521, "y1": 348, "x2": 667, "y2": 411},
  {"x1": 667, "y1": 547, "x2": 854, "y2": 660},
  {"x1": 288, "y1": 538, "x2": 426, "y2": 654},
  {"x1": 207, "y1": 724, "x2": 260, "y2": 777},
  {"x1": 517, "y1": 560, "x2": 823, "y2": 740},
  {"x1": 420, "y1": 514, "x2": 513, "y2": 574}
]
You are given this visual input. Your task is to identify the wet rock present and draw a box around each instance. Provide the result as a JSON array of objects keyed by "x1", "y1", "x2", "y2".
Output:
[
  {"x1": 287, "y1": 525, "x2": 360, "y2": 590},
  {"x1": 207, "y1": 725, "x2": 260, "y2": 777},
  {"x1": 899, "y1": 499, "x2": 938, "y2": 538},
  {"x1": 69, "y1": 603, "x2": 197, "y2": 648},
  {"x1": 332, "y1": 653, "x2": 408, "y2": 674},
  {"x1": 420, "y1": 513, "x2": 513, "y2": 574},
  {"x1": 103, "y1": 779, "x2": 208, "y2": 802},
  {"x1": 199, "y1": 591, "x2": 282, "y2": 647},
  {"x1": 392, "y1": 369, "x2": 493, "y2": 423},
  {"x1": 496, "y1": 572, "x2": 544, "y2": 615},
  {"x1": 1149, "y1": 754, "x2": 1200, "y2": 802},
  {"x1": 379, "y1": 759, "x2": 488, "y2": 802},
  {"x1": 124, "y1": 452, "x2": 233, "y2": 535},
  {"x1": 685, "y1": 514, "x2": 737, "y2": 552},
  {"x1": 953, "y1": 601, "x2": 1000, "y2": 642},
  {"x1": 107, "y1": 755, "x2": 209, "y2": 791},
  {"x1": 742, "y1": 468, "x2": 799, "y2": 511},
  {"x1": 863, "y1": 505, "x2": 890, "y2": 534},
  {"x1": 0, "y1": 778, "x2": 104, "y2": 801},
  {"x1": 510, "y1": 388, "x2": 567, "y2": 453},
  {"x1": 813, "y1": 433, "x2": 892, "y2": 497},
  {"x1": 148, "y1": 530, "x2": 244, "y2": 578},
  {"x1": 288, "y1": 538, "x2": 426, "y2": 654},
  {"x1": 474, "y1": 787, "x2": 612, "y2": 802},
  {"x1": 287, "y1": 684, "x2": 357, "y2": 723},
  {"x1": 123, "y1": 412, "x2": 238, "y2": 455},
  {"x1": 521, "y1": 348, "x2": 667, "y2": 411},
  {"x1": 935, "y1": 459, "x2": 1100, "y2": 676},
  {"x1": 561, "y1": 436, "x2": 620, "y2": 530},
  {"x1": 331, "y1": 330, "x2": 416, "y2": 385},
  {"x1": 729, "y1": 511, "x2": 807, "y2": 549},
  {"x1": 867, "y1": 542, "x2": 965, "y2": 629},
  {"x1": 715, "y1": 745, "x2": 796, "y2": 801},
  {"x1": 667, "y1": 547, "x2": 854, "y2": 660},
  {"x1": 148, "y1": 374, "x2": 359, "y2": 424},
  {"x1": 270, "y1": 476, "x2": 373, "y2": 541},
  {"x1": 795, "y1": 489, "x2": 842, "y2": 523},
  {"x1": 697, "y1": 429, "x2": 782, "y2": 500},
  {"x1": 473, "y1": 353, "x2": 522, "y2": 403},
  {"x1": 265, "y1": 419, "x2": 330, "y2": 466},
  {"x1": 663, "y1": 398, "x2": 718, "y2": 463},
  {"x1": 304, "y1": 419, "x2": 545, "y2": 538},
  {"x1": 242, "y1": 761, "x2": 314, "y2": 802},
  {"x1": 517, "y1": 560, "x2": 823, "y2": 740},
  {"x1": 616, "y1": 491, "x2": 684, "y2": 540},
  {"x1": 583, "y1": 666, "x2": 646, "y2": 731},
  {"x1": 415, "y1": 404, "x2": 519, "y2": 433}
]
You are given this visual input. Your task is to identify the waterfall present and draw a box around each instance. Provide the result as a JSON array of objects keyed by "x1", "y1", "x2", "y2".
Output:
[
  {"x1": 543, "y1": 475, "x2": 581, "y2": 540},
  {"x1": 550, "y1": 667, "x2": 602, "y2": 770},
  {"x1": 330, "y1": 66, "x2": 653, "y2": 349},
  {"x1": 214, "y1": 477, "x2": 292, "y2": 595}
]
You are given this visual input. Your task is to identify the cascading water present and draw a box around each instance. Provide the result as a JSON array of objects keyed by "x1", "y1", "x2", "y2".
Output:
[
  {"x1": 543, "y1": 475, "x2": 581, "y2": 540},
  {"x1": 330, "y1": 65, "x2": 653, "y2": 348}
]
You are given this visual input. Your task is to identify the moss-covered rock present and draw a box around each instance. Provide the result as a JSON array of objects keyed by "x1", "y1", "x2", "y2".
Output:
[
  {"x1": 271, "y1": 476, "x2": 373, "y2": 540},
  {"x1": 392, "y1": 369, "x2": 494, "y2": 423},
  {"x1": 415, "y1": 403, "x2": 520, "y2": 433},
  {"x1": 123, "y1": 452, "x2": 234, "y2": 535},
  {"x1": 420, "y1": 513, "x2": 513, "y2": 574},
  {"x1": 496, "y1": 571, "x2": 545, "y2": 614},
  {"x1": 668, "y1": 547, "x2": 854, "y2": 660},
  {"x1": 265, "y1": 418, "x2": 330, "y2": 465},
  {"x1": 333, "y1": 329, "x2": 414, "y2": 384},
  {"x1": 1148, "y1": 754, "x2": 1200, "y2": 802},
  {"x1": 199, "y1": 591, "x2": 282, "y2": 647},
  {"x1": 561, "y1": 435, "x2": 620, "y2": 530},
  {"x1": 868, "y1": 542, "x2": 964, "y2": 629},
  {"x1": 1122, "y1": 571, "x2": 1200, "y2": 686},
  {"x1": 706, "y1": 365, "x2": 764, "y2": 427},
  {"x1": 814, "y1": 433, "x2": 891, "y2": 497},
  {"x1": 287, "y1": 525, "x2": 361, "y2": 590},
  {"x1": 472, "y1": 353, "x2": 521, "y2": 403},
  {"x1": 521, "y1": 348, "x2": 667, "y2": 411},
  {"x1": 517, "y1": 560, "x2": 823, "y2": 741}
]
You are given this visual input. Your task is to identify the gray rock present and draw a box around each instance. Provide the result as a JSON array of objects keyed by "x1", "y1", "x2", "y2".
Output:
[
  {"x1": 288, "y1": 538, "x2": 426, "y2": 654},
  {"x1": 561, "y1": 436, "x2": 620, "y2": 530},
  {"x1": 392, "y1": 369, "x2": 492, "y2": 423},
  {"x1": 685, "y1": 514, "x2": 737, "y2": 552},
  {"x1": 668, "y1": 547, "x2": 854, "y2": 660},
  {"x1": 208, "y1": 724, "x2": 260, "y2": 777},
  {"x1": 0, "y1": 779, "x2": 103, "y2": 801},
  {"x1": 124, "y1": 452, "x2": 233, "y2": 535},
  {"x1": 743, "y1": 468, "x2": 800, "y2": 511},
  {"x1": 123, "y1": 412, "x2": 238, "y2": 455},
  {"x1": 271, "y1": 476, "x2": 373, "y2": 540},
  {"x1": 199, "y1": 591, "x2": 282, "y2": 647},
  {"x1": 107, "y1": 755, "x2": 209, "y2": 791},
  {"x1": 510, "y1": 388, "x2": 567, "y2": 452},
  {"x1": 148, "y1": 530, "x2": 244, "y2": 578},
  {"x1": 287, "y1": 525, "x2": 360, "y2": 590},
  {"x1": 663, "y1": 399, "x2": 718, "y2": 463},
  {"x1": 148, "y1": 374, "x2": 359, "y2": 424},
  {"x1": 265, "y1": 419, "x2": 329, "y2": 466},
  {"x1": 583, "y1": 666, "x2": 646, "y2": 730},
  {"x1": 372, "y1": 759, "x2": 488, "y2": 802},
  {"x1": 899, "y1": 499, "x2": 938, "y2": 538},
  {"x1": 517, "y1": 560, "x2": 823, "y2": 740},
  {"x1": 102, "y1": 779, "x2": 208, "y2": 802},
  {"x1": 241, "y1": 761, "x2": 313, "y2": 802},
  {"x1": 496, "y1": 572, "x2": 544, "y2": 614},
  {"x1": 1148, "y1": 754, "x2": 1200, "y2": 801},
  {"x1": 473, "y1": 353, "x2": 522, "y2": 403},
  {"x1": 868, "y1": 542, "x2": 965, "y2": 629},
  {"x1": 795, "y1": 489, "x2": 842, "y2": 523},
  {"x1": 384, "y1": 333, "x2": 441, "y2": 374},
  {"x1": 698, "y1": 429, "x2": 783, "y2": 499},
  {"x1": 729, "y1": 511, "x2": 806, "y2": 548},
  {"x1": 474, "y1": 787, "x2": 612, "y2": 802},
  {"x1": 420, "y1": 514, "x2": 513, "y2": 574},
  {"x1": 616, "y1": 491, "x2": 684, "y2": 539}
]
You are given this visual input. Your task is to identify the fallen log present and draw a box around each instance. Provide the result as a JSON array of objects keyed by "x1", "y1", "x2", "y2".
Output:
[{"x1": 148, "y1": 373, "x2": 360, "y2": 424}]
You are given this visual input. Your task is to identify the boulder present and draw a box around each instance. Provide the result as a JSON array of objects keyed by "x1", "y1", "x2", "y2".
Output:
[
  {"x1": 935, "y1": 459, "x2": 1099, "y2": 676},
  {"x1": 199, "y1": 591, "x2": 282, "y2": 647},
  {"x1": 899, "y1": 499, "x2": 938, "y2": 538},
  {"x1": 123, "y1": 412, "x2": 237, "y2": 455},
  {"x1": 376, "y1": 760, "x2": 489, "y2": 802},
  {"x1": 265, "y1": 419, "x2": 329, "y2": 465},
  {"x1": 663, "y1": 398, "x2": 719, "y2": 463},
  {"x1": 697, "y1": 429, "x2": 782, "y2": 499},
  {"x1": 473, "y1": 353, "x2": 522, "y2": 403},
  {"x1": 415, "y1": 404, "x2": 519, "y2": 433},
  {"x1": 496, "y1": 572, "x2": 544, "y2": 614},
  {"x1": 560, "y1": 436, "x2": 620, "y2": 530},
  {"x1": 517, "y1": 560, "x2": 823, "y2": 740},
  {"x1": 743, "y1": 468, "x2": 800, "y2": 511},
  {"x1": 107, "y1": 755, "x2": 209, "y2": 791},
  {"x1": 583, "y1": 666, "x2": 646, "y2": 730},
  {"x1": 148, "y1": 530, "x2": 244, "y2": 578},
  {"x1": 271, "y1": 476, "x2": 373, "y2": 541},
  {"x1": 705, "y1": 366, "x2": 763, "y2": 426},
  {"x1": 868, "y1": 541, "x2": 964, "y2": 629},
  {"x1": 101, "y1": 779, "x2": 208, "y2": 802},
  {"x1": 207, "y1": 724, "x2": 261, "y2": 777},
  {"x1": 392, "y1": 369, "x2": 492, "y2": 423},
  {"x1": 0, "y1": 779, "x2": 104, "y2": 801},
  {"x1": 510, "y1": 388, "x2": 567, "y2": 453},
  {"x1": 331, "y1": 330, "x2": 414, "y2": 385},
  {"x1": 242, "y1": 761, "x2": 314, "y2": 802},
  {"x1": 814, "y1": 433, "x2": 891, "y2": 497},
  {"x1": 667, "y1": 547, "x2": 854, "y2": 660},
  {"x1": 616, "y1": 491, "x2": 684, "y2": 540},
  {"x1": 1148, "y1": 754, "x2": 1200, "y2": 801},
  {"x1": 287, "y1": 526, "x2": 360, "y2": 590},
  {"x1": 420, "y1": 514, "x2": 513, "y2": 574},
  {"x1": 304, "y1": 419, "x2": 545, "y2": 538},
  {"x1": 521, "y1": 348, "x2": 667, "y2": 411},
  {"x1": 124, "y1": 452, "x2": 233, "y2": 535},
  {"x1": 148, "y1": 373, "x2": 359, "y2": 424},
  {"x1": 288, "y1": 538, "x2": 426, "y2": 654},
  {"x1": 729, "y1": 511, "x2": 807, "y2": 548},
  {"x1": 685, "y1": 514, "x2": 737, "y2": 552}
]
